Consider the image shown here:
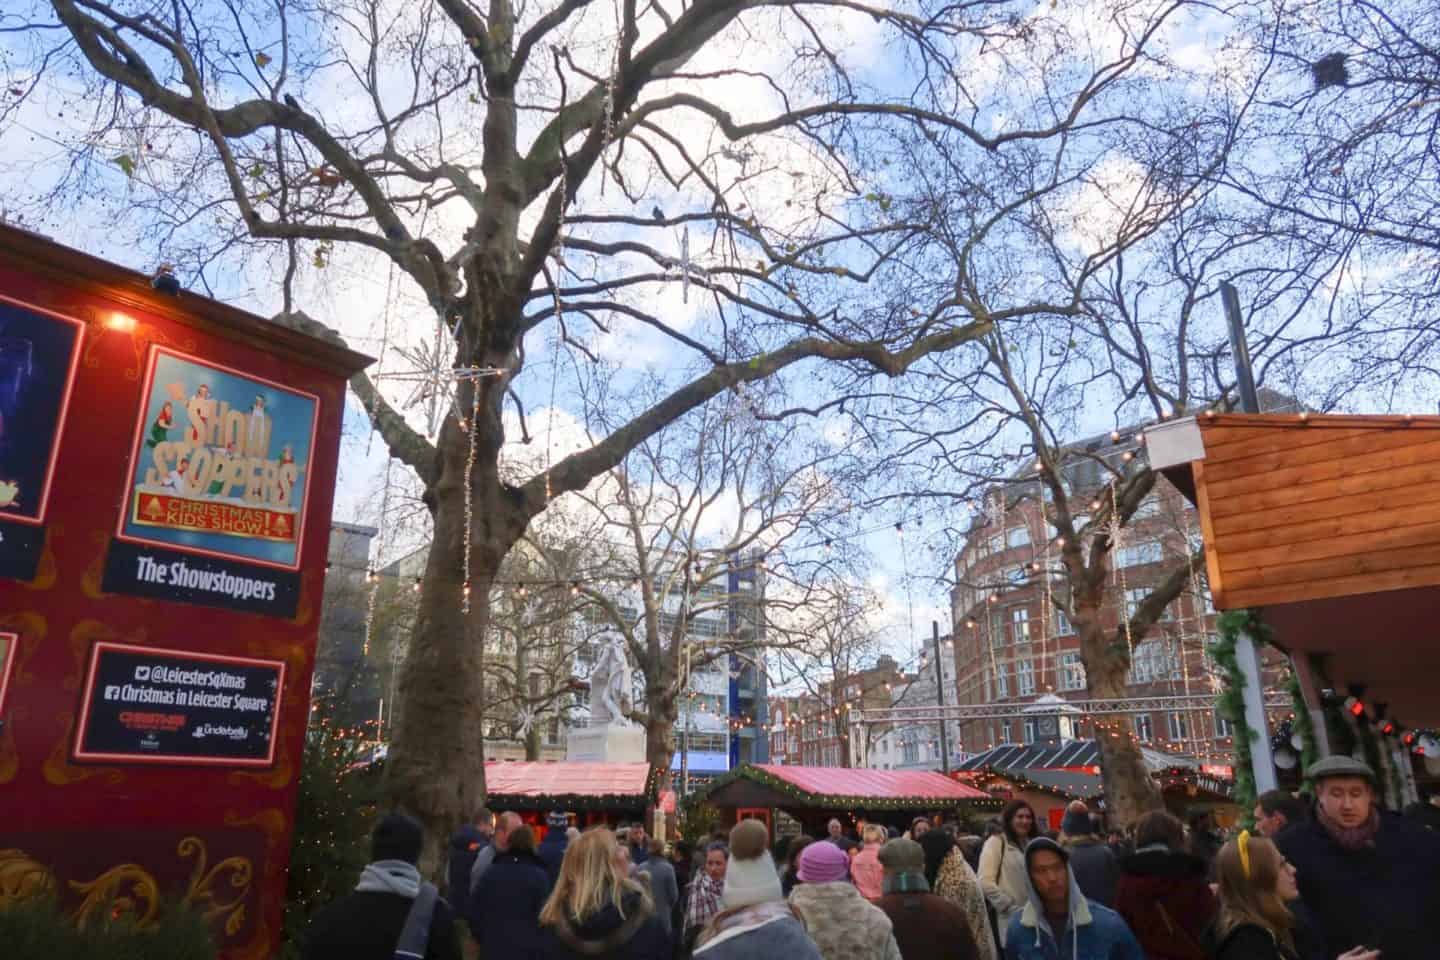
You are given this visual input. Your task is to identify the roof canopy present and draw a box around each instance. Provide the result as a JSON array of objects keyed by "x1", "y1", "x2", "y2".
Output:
[
  {"x1": 697, "y1": 763, "x2": 996, "y2": 812},
  {"x1": 954, "y1": 740, "x2": 1197, "y2": 774},
  {"x1": 1147, "y1": 412, "x2": 1440, "y2": 725},
  {"x1": 484, "y1": 761, "x2": 659, "y2": 812}
]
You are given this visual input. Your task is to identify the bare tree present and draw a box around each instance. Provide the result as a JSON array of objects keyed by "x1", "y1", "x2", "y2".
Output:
[
  {"x1": 6, "y1": 0, "x2": 1230, "y2": 862},
  {"x1": 569, "y1": 382, "x2": 856, "y2": 771},
  {"x1": 768, "y1": 578, "x2": 889, "y2": 768}
]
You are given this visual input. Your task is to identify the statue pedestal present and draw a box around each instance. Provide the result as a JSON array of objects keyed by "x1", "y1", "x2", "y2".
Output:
[{"x1": 566, "y1": 724, "x2": 647, "y2": 763}]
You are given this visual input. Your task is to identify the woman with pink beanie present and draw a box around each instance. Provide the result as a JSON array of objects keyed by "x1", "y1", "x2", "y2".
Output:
[{"x1": 788, "y1": 838, "x2": 902, "y2": 960}]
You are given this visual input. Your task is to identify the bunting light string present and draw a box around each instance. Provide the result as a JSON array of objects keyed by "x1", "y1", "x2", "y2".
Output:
[
  {"x1": 461, "y1": 374, "x2": 480, "y2": 615},
  {"x1": 1110, "y1": 483, "x2": 1135, "y2": 661}
]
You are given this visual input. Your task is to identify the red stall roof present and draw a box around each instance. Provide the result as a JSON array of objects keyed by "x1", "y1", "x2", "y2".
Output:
[
  {"x1": 753, "y1": 765, "x2": 991, "y2": 801},
  {"x1": 484, "y1": 761, "x2": 657, "y2": 809}
]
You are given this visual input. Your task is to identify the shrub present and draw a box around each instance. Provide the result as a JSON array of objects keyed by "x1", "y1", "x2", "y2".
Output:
[
  {"x1": 278, "y1": 715, "x2": 380, "y2": 958},
  {"x1": 0, "y1": 894, "x2": 214, "y2": 960}
]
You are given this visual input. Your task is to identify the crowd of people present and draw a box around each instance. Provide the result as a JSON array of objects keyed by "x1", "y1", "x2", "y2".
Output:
[{"x1": 301, "y1": 755, "x2": 1440, "y2": 960}]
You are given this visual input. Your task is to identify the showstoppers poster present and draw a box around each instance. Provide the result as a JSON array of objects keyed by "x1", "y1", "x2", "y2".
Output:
[{"x1": 104, "y1": 347, "x2": 319, "y2": 616}]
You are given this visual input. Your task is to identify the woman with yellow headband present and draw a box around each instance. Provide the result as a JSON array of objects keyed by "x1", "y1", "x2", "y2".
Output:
[{"x1": 1206, "y1": 831, "x2": 1376, "y2": 960}]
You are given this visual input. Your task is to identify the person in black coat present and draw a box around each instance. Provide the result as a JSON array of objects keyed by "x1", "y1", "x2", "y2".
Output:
[
  {"x1": 1275, "y1": 755, "x2": 1440, "y2": 960},
  {"x1": 539, "y1": 810, "x2": 572, "y2": 885},
  {"x1": 447, "y1": 808, "x2": 493, "y2": 904},
  {"x1": 304, "y1": 813, "x2": 461, "y2": 960},
  {"x1": 1058, "y1": 801, "x2": 1119, "y2": 908},
  {"x1": 539, "y1": 827, "x2": 670, "y2": 960},
  {"x1": 470, "y1": 823, "x2": 552, "y2": 959}
]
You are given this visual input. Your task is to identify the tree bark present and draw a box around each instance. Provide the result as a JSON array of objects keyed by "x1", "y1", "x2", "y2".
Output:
[
  {"x1": 383, "y1": 407, "x2": 527, "y2": 875},
  {"x1": 1076, "y1": 613, "x2": 1163, "y2": 824}
]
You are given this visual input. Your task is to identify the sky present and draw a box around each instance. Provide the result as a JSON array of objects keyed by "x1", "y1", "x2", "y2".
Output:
[{"x1": 0, "y1": 0, "x2": 1414, "y2": 678}]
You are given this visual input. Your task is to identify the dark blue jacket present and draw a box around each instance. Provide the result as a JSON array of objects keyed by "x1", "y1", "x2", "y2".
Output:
[
  {"x1": 1276, "y1": 808, "x2": 1440, "y2": 960},
  {"x1": 447, "y1": 825, "x2": 488, "y2": 903},
  {"x1": 469, "y1": 849, "x2": 552, "y2": 959},
  {"x1": 539, "y1": 828, "x2": 570, "y2": 885}
]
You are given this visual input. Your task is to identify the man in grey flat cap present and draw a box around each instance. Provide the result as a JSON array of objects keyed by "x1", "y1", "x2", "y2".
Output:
[{"x1": 1275, "y1": 754, "x2": 1440, "y2": 960}]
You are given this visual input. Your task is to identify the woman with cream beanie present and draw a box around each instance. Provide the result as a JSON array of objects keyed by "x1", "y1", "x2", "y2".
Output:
[{"x1": 693, "y1": 820, "x2": 821, "y2": 960}]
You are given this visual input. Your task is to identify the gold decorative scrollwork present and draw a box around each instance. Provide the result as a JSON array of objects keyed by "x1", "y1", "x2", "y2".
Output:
[
  {"x1": 81, "y1": 314, "x2": 197, "y2": 381},
  {"x1": 177, "y1": 836, "x2": 253, "y2": 938},
  {"x1": 68, "y1": 862, "x2": 160, "y2": 929},
  {"x1": 22, "y1": 523, "x2": 59, "y2": 591},
  {"x1": 0, "y1": 849, "x2": 56, "y2": 904}
]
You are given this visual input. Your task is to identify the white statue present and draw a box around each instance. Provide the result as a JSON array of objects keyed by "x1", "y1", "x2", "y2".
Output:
[{"x1": 589, "y1": 633, "x2": 634, "y2": 728}]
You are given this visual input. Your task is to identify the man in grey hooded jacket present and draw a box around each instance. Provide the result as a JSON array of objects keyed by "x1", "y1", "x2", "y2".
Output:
[
  {"x1": 1003, "y1": 837, "x2": 1141, "y2": 960},
  {"x1": 304, "y1": 813, "x2": 461, "y2": 960}
]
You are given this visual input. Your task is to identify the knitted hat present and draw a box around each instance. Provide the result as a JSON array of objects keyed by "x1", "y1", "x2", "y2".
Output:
[
  {"x1": 878, "y1": 837, "x2": 925, "y2": 875},
  {"x1": 1060, "y1": 804, "x2": 1094, "y2": 838},
  {"x1": 722, "y1": 821, "x2": 783, "y2": 909},
  {"x1": 1307, "y1": 754, "x2": 1377, "y2": 786},
  {"x1": 797, "y1": 837, "x2": 851, "y2": 883},
  {"x1": 371, "y1": 813, "x2": 424, "y2": 864}
]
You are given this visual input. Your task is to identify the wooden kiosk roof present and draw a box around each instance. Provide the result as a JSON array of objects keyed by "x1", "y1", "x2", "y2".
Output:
[
  {"x1": 697, "y1": 764, "x2": 996, "y2": 812},
  {"x1": 484, "y1": 761, "x2": 661, "y2": 812},
  {"x1": 1147, "y1": 412, "x2": 1440, "y2": 725}
]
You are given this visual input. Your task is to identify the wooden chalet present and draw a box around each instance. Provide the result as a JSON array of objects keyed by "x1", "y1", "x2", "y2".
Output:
[
  {"x1": 695, "y1": 764, "x2": 998, "y2": 835},
  {"x1": 1148, "y1": 413, "x2": 1440, "y2": 793}
]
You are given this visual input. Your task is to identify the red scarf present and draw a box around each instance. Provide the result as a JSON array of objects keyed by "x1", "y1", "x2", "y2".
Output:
[{"x1": 1317, "y1": 805, "x2": 1380, "y2": 851}]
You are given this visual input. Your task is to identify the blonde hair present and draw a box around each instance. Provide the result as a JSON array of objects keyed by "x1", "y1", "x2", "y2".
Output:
[
  {"x1": 863, "y1": 824, "x2": 887, "y2": 846},
  {"x1": 539, "y1": 828, "x2": 649, "y2": 928},
  {"x1": 1215, "y1": 833, "x2": 1294, "y2": 950}
]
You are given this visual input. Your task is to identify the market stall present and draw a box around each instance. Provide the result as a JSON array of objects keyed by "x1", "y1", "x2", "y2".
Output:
[
  {"x1": 483, "y1": 760, "x2": 663, "y2": 837},
  {"x1": 695, "y1": 763, "x2": 998, "y2": 835}
]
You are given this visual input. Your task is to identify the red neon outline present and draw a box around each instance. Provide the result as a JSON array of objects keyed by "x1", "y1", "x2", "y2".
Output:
[
  {"x1": 0, "y1": 631, "x2": 17, "y2": 716},
  {"x1": 115, "y1": 345, "x2": 321, "y2": 571},
  {"x1": 72, "y1": 640, "x2": 286, "y2": 767},
  {"x1": 0, "y1": 293, "x2": 87, "y2": 527}
]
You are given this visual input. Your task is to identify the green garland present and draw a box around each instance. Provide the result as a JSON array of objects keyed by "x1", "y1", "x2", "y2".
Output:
[
  {"x1": 1353, "y1": 715, "x2": 1390, "y2": 804},
  {"x1": 1286, "y1": 669, "x2": 1321, "y2": 794},
  {"x1": 1212, "y1": 610, "x2": 1266, "y2": 818}
]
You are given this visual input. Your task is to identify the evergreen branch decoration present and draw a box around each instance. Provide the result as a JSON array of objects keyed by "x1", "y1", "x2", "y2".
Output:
[{"x1": 1211, "y1": 610, "x2": 1265, "y2": 819}]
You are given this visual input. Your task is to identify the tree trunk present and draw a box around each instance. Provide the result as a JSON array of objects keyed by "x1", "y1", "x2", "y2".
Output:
[
  {"x1": 1078, "y1": 618, "x2": 1164, "y2": 825},
  {"x1": 383, "y1": 414, "x2": 526, "y2": 877},
  {"x1": 646, "y1": 687, "x2": 678, "y2": 774}
]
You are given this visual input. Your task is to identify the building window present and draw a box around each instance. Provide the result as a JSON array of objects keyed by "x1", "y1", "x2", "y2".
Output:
[
  {"x1": 1023, "y1": 718, "x2": 1038, "y2": 743},
  {"x1": 998, "y1": 723, "x2": 1012, "y2": 744},
  {"x1": 1124, "y1": 587, "x2": 1174, "y2": 622},
  {"x1": 1017, "y1": 659, "x2": 1035, "y2": 696},
  {"x1": 1059, "y1": 652, "x2": 1086, "y2": 691},
  {"x1": 1118, "y1": 541, "x2": 1163, "y2": 568},
  {"x1": 1007, "y1": 526, "x2": 1030, "y2": 549},
  {"x1": 1134, "y1": 713, "x2": 1154, "y2": 741},
  {"x1": 1055, "y1": 607, "x2": 1073, "y2": 636},
  {"x1": 994, "y1": 663, "x2": 1009, "y2": 699},
  {"x1": 1214, "y1": 710, "x2": 1233, "y2": 739},
  {"x1": 1168, "y1": 712, "x2": 1189, "y2": 741},
  {"x1": 1009, "y1": 607, "x2": 1030, "y2": 643},
  {"x1": 987, "y1": 533, "x2": 1005, "y2": 556},
  {"x1": 1133, "y1": 496, "x2": 1161, "y2": 519},
  {"x1": 1129, "y1": 639, "x2": 1181, "y2": 684}
]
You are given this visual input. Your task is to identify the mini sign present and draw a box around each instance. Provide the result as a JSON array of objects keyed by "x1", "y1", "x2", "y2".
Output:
[
  {"x1": 0, "y1": 296, "x2": 85, "y2": 581},
  {"x1": 103, "y1": 346, "x2": 319, "y2": 616},
  {"x1": 74, "y1": 641, "x2": 285, "y2": 766}
]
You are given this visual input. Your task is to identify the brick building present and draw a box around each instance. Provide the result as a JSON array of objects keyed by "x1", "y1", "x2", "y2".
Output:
[
  {"x1": 768, "y1": 655, "x2": 903, "y2": 767},
  {"x1": 949, "y1": 427, "x2": 1286, "y2": 763}
]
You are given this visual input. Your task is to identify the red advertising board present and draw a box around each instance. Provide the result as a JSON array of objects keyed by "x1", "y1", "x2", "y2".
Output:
[{"x1": 0, "y1": 224, "x2": 369, "y2": 959}]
